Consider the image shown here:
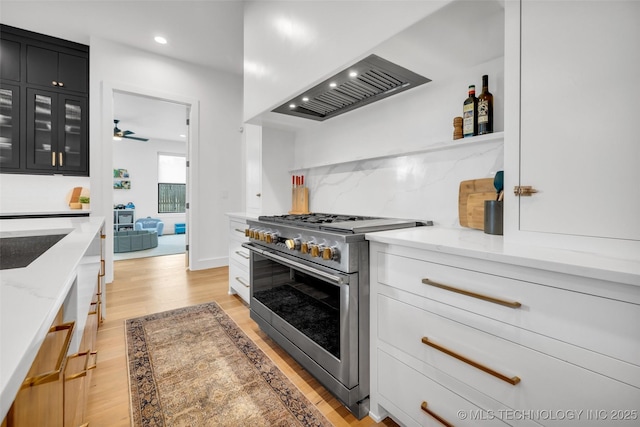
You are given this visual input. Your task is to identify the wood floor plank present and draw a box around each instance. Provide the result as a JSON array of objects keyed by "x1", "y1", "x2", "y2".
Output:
[{"x1": 85, "y1": 254, "x2": 398, "y2": 427}]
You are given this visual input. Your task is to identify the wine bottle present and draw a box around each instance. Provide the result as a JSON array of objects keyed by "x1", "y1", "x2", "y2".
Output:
[
  {"x1": 477, "y1": 74, "x2": 493, "y2": 135},
  {"x1": 463, "y1": 85, "x2": 478, "y2": 137}
]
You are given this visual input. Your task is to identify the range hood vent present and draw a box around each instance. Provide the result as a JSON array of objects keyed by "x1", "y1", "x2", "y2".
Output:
[{"x1": 272, "y1": 54, "x2": 431, "y2": 121}]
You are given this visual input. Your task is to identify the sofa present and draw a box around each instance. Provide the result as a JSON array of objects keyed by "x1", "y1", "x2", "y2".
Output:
[
  {"x1": 134, "y1": 217, "x2": 164, "y2": 236},
  {"x1": 113, "y1": 230, "x2": 158, "y2": 253}
]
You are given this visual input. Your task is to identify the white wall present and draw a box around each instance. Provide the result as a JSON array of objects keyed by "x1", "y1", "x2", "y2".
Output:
[
  {"x1": 112, "y1": 138, "x2": 186, "y2": 234},
  {"x1": 243, "y1": 0, "x2": 451, "y2": 122},
  {"x1": 0, "y1": 174, "x2": 90, "y2": 214},
  {"x1": 245, "y1": 1, "x2": 505, "y2": 226},
  {"x1": 89, "y1": 37, "x2": 243, "y2": 281}
]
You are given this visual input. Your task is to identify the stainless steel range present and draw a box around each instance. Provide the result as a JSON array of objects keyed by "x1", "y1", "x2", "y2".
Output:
[{"x1": 242, "y1": 213, "x2": 430, "y2": 419}]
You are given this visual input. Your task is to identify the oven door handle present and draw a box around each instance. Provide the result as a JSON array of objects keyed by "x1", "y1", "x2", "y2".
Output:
[{"x1": 242, "y1": 243, "x2": 347, "y2": 285}]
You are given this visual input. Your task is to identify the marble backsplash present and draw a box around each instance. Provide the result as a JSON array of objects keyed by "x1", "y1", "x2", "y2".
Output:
[{"x1": 300, "y1": 138, "x2": 504, "y2": 227}]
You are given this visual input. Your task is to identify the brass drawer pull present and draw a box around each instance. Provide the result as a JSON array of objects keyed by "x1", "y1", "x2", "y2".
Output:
[
  {"x1": 235, "y1": 250, "x2": 250, "y2": 260},
  {"x1": 422, "y1": 278, "x2": 521, "y2": 309},
  {"x1": 65, "y1": 350, "x2": 98, "y2": 381},
  {"x1": 422, "y1": 337, "x2": 521, "y2": 385},
  {"x1": 22, "y1": 321, "x2": 75, "y2": 388},
  {"x1": 51, "y1": 151, "x2": 56, "y2": 166},
  {"x1": 88, "y1": 301, "x2": 98, "y2": 316},
  {"x1": 421, "y1": 401, "x2": 453, "y2": 427},
  {"x1": 235, "y1": 276, "x2": 249, "y2": 288},
  {"x1": 58, "y1": 152, "x2": 63, "y2": 166}
]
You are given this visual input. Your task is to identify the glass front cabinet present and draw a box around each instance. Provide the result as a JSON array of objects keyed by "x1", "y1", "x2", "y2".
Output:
[
  {"x1": 0, "y1": 24, "x2": 89, "y2": 176},
  {"x1": 0, "y1": 84, "x2": 20, "y2": 170},
  {"x1": 26, "y1": 88, "x2": 88, "y2": 173}
]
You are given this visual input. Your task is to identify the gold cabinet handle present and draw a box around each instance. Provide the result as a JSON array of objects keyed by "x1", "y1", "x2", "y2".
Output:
[
  {"x1": 89, "y1": 296, "x2": 101, "y2": 316},
  {"x1": 51, "y1": 151, "x2": 56, "y2": 166},
  {"x1": 514, "y1": 185, "x2": 538, "y2": 196},
  {"x1": 235, "y1": 276, "x2": 249, "y2": 288},
  {"x1": 58, "y1": 152, "x2": 63, "y2": 166},
  {"x1": 421, "y1": 401, "x2": 453, "y2": 427},
  {"x1": 95, "y1": 294, "x2": 102, "y2": 324},
  {"x1": 88, "y1": 301, "x2": 98, "y2": 316},
  {"x1": 65, "y1": 350, "x2": 98, "y2": 381},
  {"x1": 22, "y1": 321, "x2": 75, "y2": 388},
  {"x1": 235, "y1": 250, "x2": 250, "y2": 260},
  {"x1": 422, "y1": 278, "x2": 521, "y2": 309},
  {"x1": 99, "y1": 259, "x2": 105, "y2": 278},
  {"x1": 422, "y1": 337, "x2": 521, "y2": 385}
]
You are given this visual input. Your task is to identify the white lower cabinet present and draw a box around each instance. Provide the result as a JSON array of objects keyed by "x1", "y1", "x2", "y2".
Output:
[
  {"x1": 227, "y1": 215, "x2": 251, "y2": 304},
  {"x1": 370, "y1": 242, "x2": 640, "y2": 427},
  {"x1": 229, "y1": 259, "x2": 250, "y2": 303},
  {"x1": 378, "y1": 349, "x2": 506, "y2": 427}
]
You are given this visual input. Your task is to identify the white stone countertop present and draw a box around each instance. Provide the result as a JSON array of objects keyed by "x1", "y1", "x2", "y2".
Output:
[
  {"x1": 0, "y1": 216, "x2": 105, "y2": 420},
  {"x1": 366, "y1": 226, "x2": 640, "y2": 287},
  {"x1": 225, "y1": 212, "x2": 259, "y2": 221},
  {"x1": 0, "y1": 210, "x2": 91, "y2": 217}
]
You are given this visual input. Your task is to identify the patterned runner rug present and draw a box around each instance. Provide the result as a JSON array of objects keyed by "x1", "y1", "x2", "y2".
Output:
[{"x1": 125, "y1": 302, "x2": 332, "y2": 426}]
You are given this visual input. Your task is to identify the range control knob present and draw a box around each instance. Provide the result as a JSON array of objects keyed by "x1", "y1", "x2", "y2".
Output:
[
  {"x1": 301, "y1": 242, "x2": 310, "y2": 254},
  {"x1": 285, "y1": 238, "x2": 300, "y2": 250},
  {"x1": 245, "y1": 228, "x2": 250, "y2": 237},
  {"x1": 322, "y1": 247, "x2": 336, "y2": 260},
  {"x1": 266, "y1": 232, "x2": 279, "y2": 244},
  {"x1": 310, "y1": 244, "x2": 320, "y2": 258}
]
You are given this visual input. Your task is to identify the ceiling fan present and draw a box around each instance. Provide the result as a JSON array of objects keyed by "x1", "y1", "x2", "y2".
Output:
[{"x1": 113, "y1": 119, "x2": 149, "y2": 141}]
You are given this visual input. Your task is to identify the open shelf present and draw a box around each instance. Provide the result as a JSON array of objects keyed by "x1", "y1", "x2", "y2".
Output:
[{"x1": 289, "y1": 131, "x2": 504, "y2": 172}]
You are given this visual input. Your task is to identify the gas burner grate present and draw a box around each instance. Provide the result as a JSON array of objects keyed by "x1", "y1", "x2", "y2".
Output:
[{"x1": 259, "y1": 213, "x2": 377, "y2": 225}]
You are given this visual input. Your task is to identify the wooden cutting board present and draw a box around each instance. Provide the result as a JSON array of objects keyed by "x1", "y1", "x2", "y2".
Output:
[{"x1": 459, "y1": 178, "x2": 496, "y2": 229}]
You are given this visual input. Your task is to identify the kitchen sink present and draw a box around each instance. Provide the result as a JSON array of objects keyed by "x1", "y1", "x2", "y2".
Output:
[{"x1": 0, "y1": 233, "x2": 69, "y2": 270}]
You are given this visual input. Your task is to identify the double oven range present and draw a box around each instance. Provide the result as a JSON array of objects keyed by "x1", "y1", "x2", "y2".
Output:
[{"x1": 242, "y1": 213, "x2": 429, "y2": 419}]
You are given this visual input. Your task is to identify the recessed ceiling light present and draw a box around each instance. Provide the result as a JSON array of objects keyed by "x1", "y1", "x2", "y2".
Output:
[
  {"x1": 289, "y1": 104, "x2": 296, "y2": 109},
  {"x1": 179, "y1": 134, "x2": 186, "y2": 138},
  {"x1": 329, "y1": 82, "x2": 337, "y2": 88},
  {"x1": 302, "y1": 97, "x2": 309, "y2": 102},
  {"x1": 349, "y1": 71, "x2": 358, "y2": 77},
  {"x1": 154, "y1": 36, "x2": 168, "y2": 45}
]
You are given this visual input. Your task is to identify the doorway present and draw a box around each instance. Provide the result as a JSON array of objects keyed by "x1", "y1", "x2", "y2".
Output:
[{"x1": 111, "y1": 90, "x2": 190, "y2": 263}]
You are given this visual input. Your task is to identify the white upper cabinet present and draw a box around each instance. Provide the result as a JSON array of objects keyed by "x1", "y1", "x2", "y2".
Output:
[{"x1": 505, "y1": 0, "x2": 640, "y2": 252}]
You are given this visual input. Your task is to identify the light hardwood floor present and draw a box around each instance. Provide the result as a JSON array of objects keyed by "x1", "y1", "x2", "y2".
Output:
[{"x1": 85, "y1": 254, "x2": 398, "y2": 427}]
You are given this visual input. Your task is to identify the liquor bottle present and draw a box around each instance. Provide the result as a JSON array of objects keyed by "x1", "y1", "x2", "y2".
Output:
[
  {"x1": 463, "y1": 85, "x2": 478, "y2": 137},
  {"x1": 477, "y1": 74, "x2": 493, "y2": 135}
]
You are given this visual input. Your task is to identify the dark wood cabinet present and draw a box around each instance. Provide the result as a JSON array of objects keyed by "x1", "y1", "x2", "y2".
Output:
[
  {"x1": 0, "y1": 38, "x2": 21, "y2": 82},
  {"x1": 25, "y1": 88, "x2": 88, "y2": 173},
  {"x1": 0, "y1": 83, "x2": 20, "y2": 170},
  {"x1": 26, "y1": 45, "x2": 88, "y2": 93},
  {"x1": 0, "y1": 24, "x2": 89, "y2": 176}
]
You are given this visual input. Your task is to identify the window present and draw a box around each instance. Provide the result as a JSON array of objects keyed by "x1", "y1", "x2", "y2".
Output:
[{"x1": 158, "y1": 154, "x2": 186, "y2": 213}]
